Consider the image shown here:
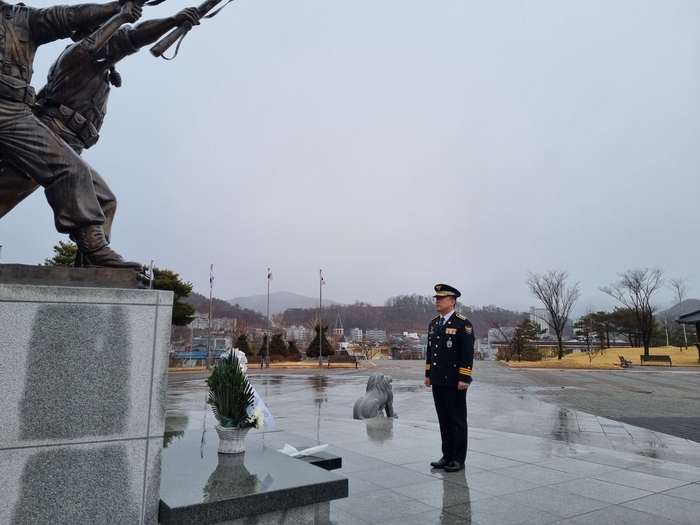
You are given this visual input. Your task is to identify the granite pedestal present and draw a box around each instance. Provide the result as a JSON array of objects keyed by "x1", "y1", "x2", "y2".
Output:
[
  {"x1": 0, "y1": 276, "x2": 173, "y2": 525},
  {"x1": 159, "y1": 429, "x2": 348, "y2": 525}
]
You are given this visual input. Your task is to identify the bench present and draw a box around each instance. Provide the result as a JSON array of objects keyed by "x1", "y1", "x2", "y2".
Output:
[
  {"x1": 618, "y1": 355, "x2": 632, "y2": 368},
  {"x1": 327, "y1": 355, "x2": 358, "y2": 368},
  {"x1": 246, "y1": 356, "x2": 264, "y2": 369},
  {"x1": 640, "y1": 355, "x2": 672, "y2": 366}
]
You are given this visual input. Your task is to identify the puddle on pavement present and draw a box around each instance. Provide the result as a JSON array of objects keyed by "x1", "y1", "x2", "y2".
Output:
[{"x1": 308, "y1": 375, "x2": 329, "y2": 392}]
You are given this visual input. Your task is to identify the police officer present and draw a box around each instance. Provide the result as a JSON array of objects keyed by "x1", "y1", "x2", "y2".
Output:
[{"x1": 424, "y1": 284, "x2": 474, "y2": 472}]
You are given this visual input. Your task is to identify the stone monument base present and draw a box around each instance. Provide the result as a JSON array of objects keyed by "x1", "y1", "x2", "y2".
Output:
[
  {"x1": 0, "y1": 275, "x2": 172, "y2": 525},
  {"x1": 159, "y1": 432, "x2": 348, "y2": 525}
]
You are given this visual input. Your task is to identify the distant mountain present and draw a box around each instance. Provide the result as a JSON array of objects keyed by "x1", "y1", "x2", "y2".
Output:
[
  {"x1": 228, "y1": 291, "x2": 339, "y2": 315},
  {"x1": 659, "y1": 298, "x2": 700, "y2": 319}
]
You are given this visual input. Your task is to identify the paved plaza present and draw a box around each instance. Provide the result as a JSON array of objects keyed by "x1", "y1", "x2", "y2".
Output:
[{"x1": 166, "y1": 361, "x2": 700, "y2": 524}]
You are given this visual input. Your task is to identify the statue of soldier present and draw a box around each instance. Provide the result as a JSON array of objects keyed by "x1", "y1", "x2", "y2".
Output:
[
  {"x1": 0, "y1": 0, "x2": 142, "y2": 269},
  {"x1": 0, "y1": 4, "x2": 200, "y2": 266}
]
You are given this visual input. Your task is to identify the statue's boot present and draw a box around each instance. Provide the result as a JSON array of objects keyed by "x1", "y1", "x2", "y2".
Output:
[
  {"x1": 73, "y1": 250, "x2": 84, "y2": 268},
  {"x1": 71, "y1": 225, "x2": 142, "y2": 270}
]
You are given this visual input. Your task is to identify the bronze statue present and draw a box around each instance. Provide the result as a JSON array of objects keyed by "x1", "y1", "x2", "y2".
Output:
[
  {"x1": 0, "y1": 1, "x2": 199, "y2": 269},
  {"x1": 0, "y1": 0, "x2": 146, "y2": 269}
]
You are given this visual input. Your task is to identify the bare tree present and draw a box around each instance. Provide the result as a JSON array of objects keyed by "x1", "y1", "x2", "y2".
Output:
[
  {"x1": 526, "y1": 270, "x2": 580, "y2": 360},
  {"x1": 600, "y1": 268, "x2": 664, "y2": 355},
  {"x1": 668, "y1": 276, "x2": 690, "y2": 350},
  {"x1": 485, "y1": 315, "x2": 515, "y2": 361}
]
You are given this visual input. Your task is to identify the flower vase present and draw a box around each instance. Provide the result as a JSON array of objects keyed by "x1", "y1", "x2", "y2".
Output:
[{"x1": 215, "y1": 425, "x2": 250, "y2": 454}]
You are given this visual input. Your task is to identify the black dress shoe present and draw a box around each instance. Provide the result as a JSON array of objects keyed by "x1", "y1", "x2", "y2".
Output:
[
  {"x1": 430, "y1": 458, "x2": 448, "y2": 468},
  {"x1": 443, "y1": 460, "x2": 465, "y2": 472}
]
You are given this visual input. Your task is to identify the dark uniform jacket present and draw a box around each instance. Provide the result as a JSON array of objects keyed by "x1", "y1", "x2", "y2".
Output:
[
  {"x1": 425, "y1": 312, "x2": 475, "y2": 387},
  {"x1": 37, "y1": 28, "x2": 139, "y2": 151},
  {"x1": 0, "y1": 2, "x2": 118, "y2": 103}
]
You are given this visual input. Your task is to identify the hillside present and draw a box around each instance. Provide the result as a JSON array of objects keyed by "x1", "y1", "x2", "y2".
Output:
[
  {"x1": 659, "y1": 298, "x2": 700, "y2": 318},
  {"x1": 282, "y1": 294, "x2": 527, "y2": 336},
  {"x1": 183, "y1": 292, "x2": 265, "y2": 327},
  {"x1": 228, "y1": 291, "x2": 339, "y2": 315}
]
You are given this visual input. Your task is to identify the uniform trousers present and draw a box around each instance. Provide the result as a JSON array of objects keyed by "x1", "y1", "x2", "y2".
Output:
[
  {"x1": 0, "y1": 99, "x2": 107, "y2": 234},
  {"x1": 432, "y1": 384, "x2": 468, "y2": 464}
]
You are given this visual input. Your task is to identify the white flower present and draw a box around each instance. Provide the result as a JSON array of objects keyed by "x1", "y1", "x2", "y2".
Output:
[{"x1": 252, "y1": 406, "x2": 265, "y2": 428}]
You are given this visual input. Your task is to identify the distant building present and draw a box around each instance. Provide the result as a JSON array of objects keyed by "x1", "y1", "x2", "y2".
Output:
[
  {"x1": 191, "y1": 313, "x2": 237, "y2": 332},
  {"x1": 332, "y1": 311, "x2": 349, "y2": 351},
  {"x1": 365, "y1": 328, "x2": 387, "y2": 343},
  {"x1": 191, "y1": 336, "x2": 231, "y2": 351},
  {"x1": 350, "y1": 328, "x2": 363, "y2": 342},
  {"x1": 333, "y1": 312, "x2": 344, "y2": 338},
  {"x1": 285, "y1": 325, "x2": 313, "y2": 342},
  {"x1": 529, "y1": 307, "x2": 550, "y2": 336}
]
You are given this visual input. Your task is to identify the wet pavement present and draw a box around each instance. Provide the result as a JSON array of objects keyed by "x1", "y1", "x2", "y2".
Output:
[{"x1": 165, "y1": 361, "x2": 700, "y2": 524}]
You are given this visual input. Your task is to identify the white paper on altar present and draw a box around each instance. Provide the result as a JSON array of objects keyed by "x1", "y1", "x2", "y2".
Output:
[{"x1": 277, "y1": 443, "x2": 328, "y2": 457}]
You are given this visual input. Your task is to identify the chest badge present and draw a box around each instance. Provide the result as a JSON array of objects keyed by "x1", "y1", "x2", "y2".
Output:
[
  {"x1": 446, "y1": 328, "x2": 457, "y2": 335},
  {"x1": 446, "y1": 340, "x2": 453, "y2": 348}
]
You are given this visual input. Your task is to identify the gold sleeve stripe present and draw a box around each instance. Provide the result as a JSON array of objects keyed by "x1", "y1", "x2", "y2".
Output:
[
  {"x1": 425, "y1": 364, "x2": 431, "y2": 370},
  {"x1": 459, "y1": 368, "x2": 472, "y2": 376}
]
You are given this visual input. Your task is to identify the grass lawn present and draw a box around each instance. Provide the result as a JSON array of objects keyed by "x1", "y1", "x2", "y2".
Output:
[{"x1": 506, "y1": 345, "x2": 700, "y2": 369}]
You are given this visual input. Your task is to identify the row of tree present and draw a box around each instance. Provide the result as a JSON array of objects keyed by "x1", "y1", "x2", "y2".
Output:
[
  {"x1": 523, "y1": 267, "x2": 694, "y2": 360},
  {"x1": 233, "y1": 325, "x2": 335, "y2": 360}
]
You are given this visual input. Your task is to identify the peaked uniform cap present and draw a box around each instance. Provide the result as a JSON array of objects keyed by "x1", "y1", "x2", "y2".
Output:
[{"x1": 434, "y1": 284, "x2": 461, "y2": 298}]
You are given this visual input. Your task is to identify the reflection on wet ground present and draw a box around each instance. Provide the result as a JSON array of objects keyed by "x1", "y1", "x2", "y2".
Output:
[
  {"x1": 166, "y1": 362, "x2": 700, "y2": 524},
  {"x1": 363, "y1": 417, "x2": 394, "y2": 443}
]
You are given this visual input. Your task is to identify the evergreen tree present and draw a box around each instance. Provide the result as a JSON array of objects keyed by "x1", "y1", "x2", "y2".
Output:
[
  {"x1": 501, "y1": 318, "x2": 545, "y2": 362},
  {"x1": 610, "y1": 307, "x2": 641, "y2": 347},
  {"x1": 138, "y1": 267, "x2": 196, "y2": 326},
  {"x1": 287, "y1": 340, "x2": 302, "y2": 362},
  {"x1": 268, "y1": 334, "x2": 288, "y2": 357},
  {"x1": 43, "y1": 240, "x2": 77, "y2": 267},
  {"x1": 235, "y1": 334, "x2": 251, "y2": 355},
  {"x1": 306, "y1": 325, "x2": 335, "y2": 358}
]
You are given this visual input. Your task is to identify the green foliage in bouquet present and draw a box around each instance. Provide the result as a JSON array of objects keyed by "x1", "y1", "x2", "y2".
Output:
[{"x1": 206, "y1": 353, "x2": 256, "y2": 428}]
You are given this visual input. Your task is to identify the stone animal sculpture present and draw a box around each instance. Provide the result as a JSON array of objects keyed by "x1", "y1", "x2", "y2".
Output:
[{"x1": 353, "y1": 372, "x2": 397, "y2": 420}]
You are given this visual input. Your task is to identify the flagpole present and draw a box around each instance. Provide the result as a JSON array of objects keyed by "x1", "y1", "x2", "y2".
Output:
[
  {"x1": 206, "y1": 263, "x2": 213, "y2": 371},
  {"x1": 148, "y1": 259, "x2": 153, "y2": 290},
  {"x1": 266, "y1": 267, "x2": 271, "y2": 369},
  {"x1": 318, "y1": 269, "x2": 323, "y2": 369}
]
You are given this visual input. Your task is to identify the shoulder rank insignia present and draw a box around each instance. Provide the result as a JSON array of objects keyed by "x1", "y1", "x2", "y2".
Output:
[
  {"x1": 456, "y1": 313, "x2": 467, "y2": 321},
  {"x1": 465, "y1": 325, "x2": 473, "y2": 334},
  {"x1": 431, "y1": 315, "x2": 440, "y2": 321}
]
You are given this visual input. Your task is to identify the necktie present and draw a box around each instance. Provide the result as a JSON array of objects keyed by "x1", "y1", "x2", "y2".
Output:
[{"x1": 439, "y1": 317, "x2": 445, "y2": 329}]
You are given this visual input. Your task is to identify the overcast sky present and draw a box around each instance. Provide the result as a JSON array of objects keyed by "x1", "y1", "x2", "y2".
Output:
[{"x1": 1, "y1": 0, "x2": 698, "y2": 316}]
